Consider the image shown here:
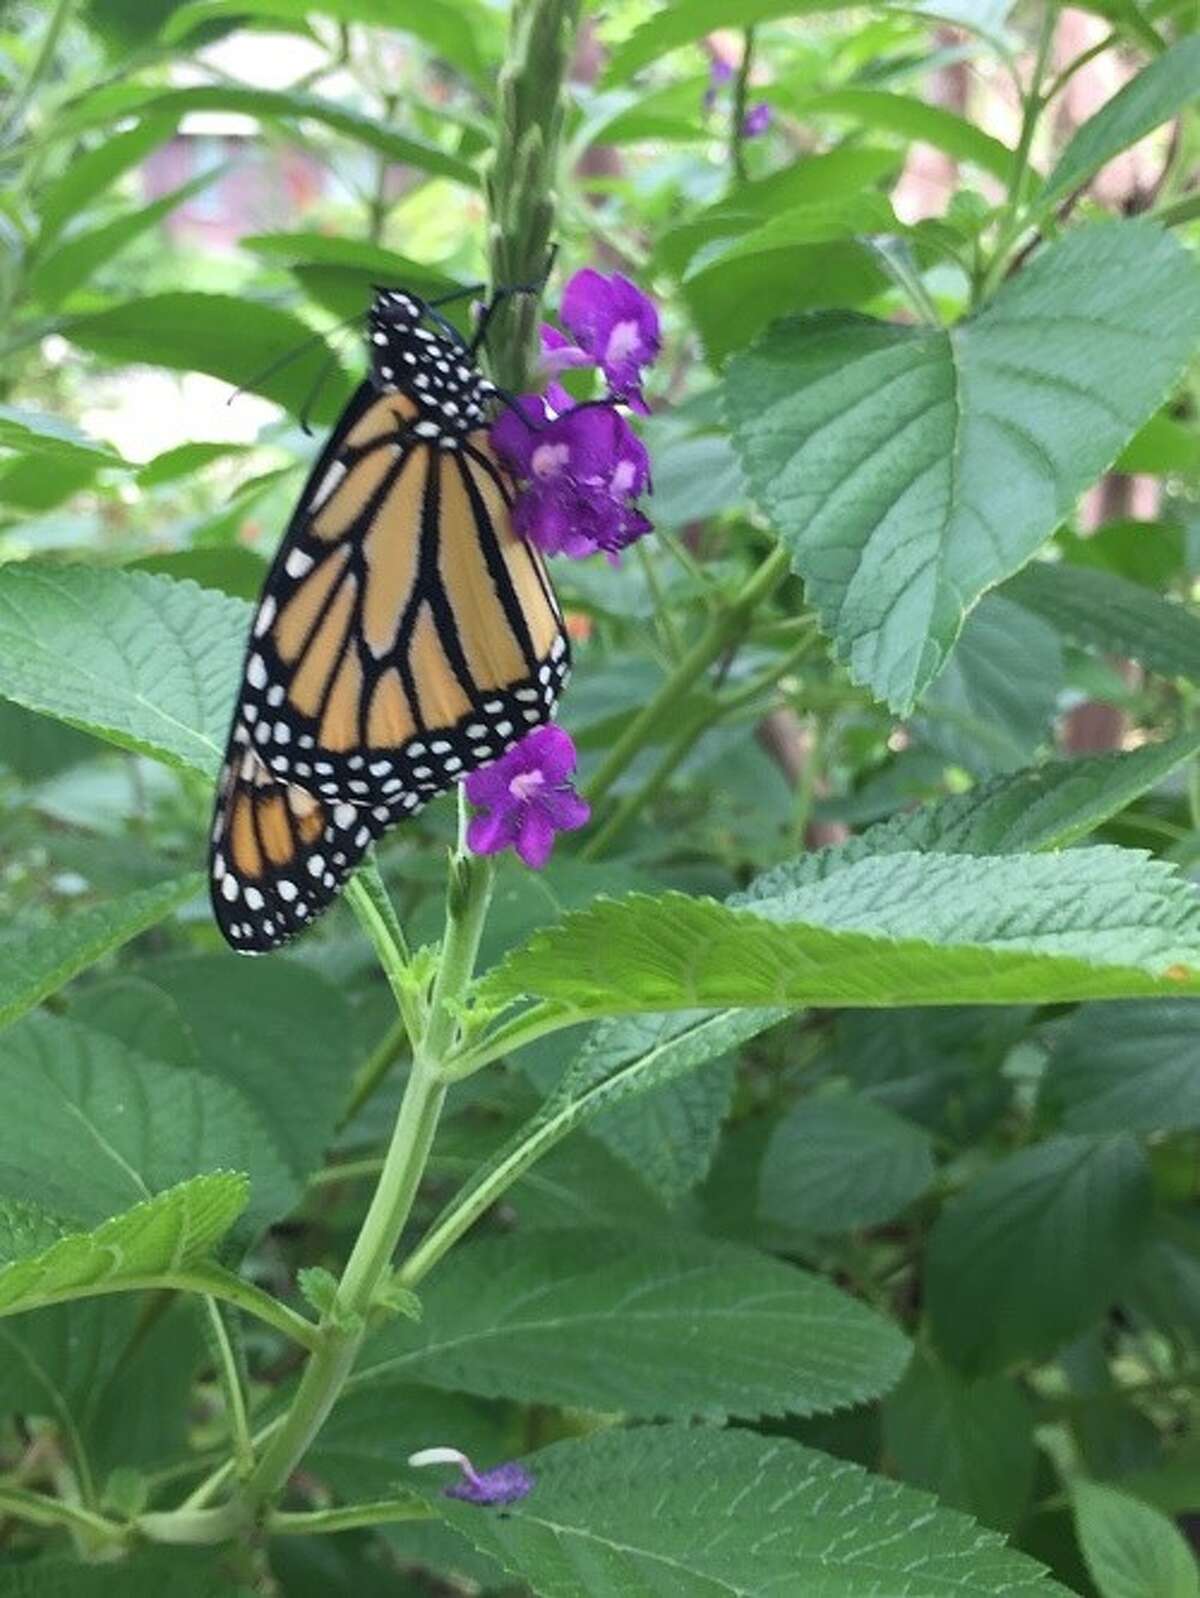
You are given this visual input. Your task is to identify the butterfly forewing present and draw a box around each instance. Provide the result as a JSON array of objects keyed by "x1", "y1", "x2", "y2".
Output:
[{"x1": 210, "y1": 295, "x2": 569, "y2": 953}]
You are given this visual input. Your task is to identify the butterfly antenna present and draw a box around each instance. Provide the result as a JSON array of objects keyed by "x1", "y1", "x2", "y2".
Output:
[
  {"x1": 297, "y1": 340, "x2": 347, "y2": 437},
  {"x1": 227, "y1": 310, "x2": 364, "y2": 413}
]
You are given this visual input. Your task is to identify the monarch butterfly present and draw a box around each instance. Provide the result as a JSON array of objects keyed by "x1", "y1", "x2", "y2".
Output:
[{"x1": 209, "y1": 286, "x2": 570, "y2": 954}]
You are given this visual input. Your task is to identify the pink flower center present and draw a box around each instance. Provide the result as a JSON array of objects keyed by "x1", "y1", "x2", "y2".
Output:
[
  {"x1": 531, "y1": 442, "x2": 570, "y2": 480},
  {"x1": 508, "y1": 769, "x2": 546, "y2": 803},
  {"x1": 604, "y1": 319, "x2": 642, "y2": 369}
]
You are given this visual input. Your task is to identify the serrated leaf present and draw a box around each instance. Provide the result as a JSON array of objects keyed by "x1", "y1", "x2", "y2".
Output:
[
  {"x1": 1073, "y1": 1481, "x2": 1200, "y2": 1598},
  {"x1": 1041, "y1": 37, "x2": 1200, "y2": 211},
  {"x1": 474, "y1": 849, "x2": 1200, "y2": 1021},
  {"x1": 1048, "y1": 1001, "x2": 1200, "y2": 1132},
  {"x1": 0, "y1": 405, "x2": 123, "y2": 465},
  {"x1": 521, "y1": 1009, "x2": 765, "y2": 1203},
  {"x1": 883, "y1": 1348, "x2": 1036, "y2": 1531},
  {"x1": 360, "y1": 1229, "x2": 908, "y2": 1420},
  {"x1": 137, "y1": 956, "x2": 354, "y2": 1186},
  {"x1": 0, "y1": 565, "x2": 246, "y2": 775},
  {"x1": 927, "y1": 1135, "x2": 1154, "y2": 1375},
  {"x1": 0, "y1": 1176, "x2": 247, "y2": 1319},
  {"x1": 759, "y1": 1095, "x2": 935, "y2": 1232},
  {"x1": 0, "y1": 1012, "x2": 295, "y2": 1239},
  {"x1": 754, "y1": 728, "x2": 1200, "y2": 882},
  {"x1": 68, "y1": 292, "x2": 355, "y2": 427},
  {"x1": 0, "y1": 876, "x2": 199, "y2": 1033},
  {"x1": 796, "y1": 88, "x2": 1016, "y2": 182},
  {"x1": 725, "y1": 221, "x2": 1200, "y2": 711},
  {"x1": 1004, "y1": 561, "x2": 1200, "y2": 680},
  {"x1": 917, "y1": 593, "x2": 1063, "y2": 778},
  {"x1": 437, "y1": 1426, "x2": 1073, "y2": 1598}
]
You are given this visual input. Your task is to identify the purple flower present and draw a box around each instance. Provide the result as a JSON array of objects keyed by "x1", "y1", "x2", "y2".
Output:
[
  {"x1": 550, "y1": 269, "x2": 659, "y2": 414},
  {"x1": 743, "y1": 102, "x2": 773, "y2": 137},
  {"x1": 492, "y1": 395, "x2": 653, "y2": 561},
  {"x1": 408, "y1": 1447, "x2": 534, "y2": 1508},
  {"x1": 464, "y1": 725, "x2": 590, "y2": 870},
  {"x1": 704, "y1": 54, "x2": 734, "y2": 111}
]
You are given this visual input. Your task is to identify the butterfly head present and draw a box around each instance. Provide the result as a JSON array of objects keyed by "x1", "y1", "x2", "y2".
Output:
[{"x1": 366, "y1": 288, "x2": 494, "y2": 437}]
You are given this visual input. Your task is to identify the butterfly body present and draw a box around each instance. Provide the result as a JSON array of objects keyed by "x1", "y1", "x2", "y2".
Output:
[{"x1": 209, "y1": 289, "x2": 569, "y2": 953}]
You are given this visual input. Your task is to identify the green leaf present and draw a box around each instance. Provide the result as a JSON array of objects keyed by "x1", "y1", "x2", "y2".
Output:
[
  {"x1": 1073, "y1": 1481, "x2": 1200, "y2": 1598},
  {"x1": 0, "y1": 404, "x2": 123, "y2": 466},
  {"x1": 240, "y1": 230, "x2": 461, "y2": 321},
  {"x1": 133, "y1": 441, "x2": 252, "y2": 488},
  {"x1": 474, "y1": 849, "x2": 1200, "y2": 1022},
  {"x1": 0, "y1": 701, "x2": 100, "y2": 782},
  {"x1": 760, "y1": 728, "x2": 1200, "y2": 874},
  {"x1": 437, "y1": 1426, "x2": 1073, "y2": 1598},
  {"x1": 884, "y1": 1348, "x2": 1036, "y2": 1532},
  {"x1": 68, "y1": 292, "x2": 355, "y2": 426},
  {"x1": 1041, "y1": 37, "x2": 1200, "y2": 211},
  {"x1": 0, "y1": 564, "x2": 247, "y2": 776},
  {"x1": 30, "y1": 167, "x2": 229, "y2": 309},
  {"x1": 1048, "y1": 1001, "x2": 1200, "y2": 1133},
  {"x1": 162, "y1": 0, "x2": 503, "y2": 83},
  {"x1": 916, "y1": 593, "x2": 1063, "y2": 778},
  {"x1": 0, "y1": 1553, "x2": 239, "y2": 1596},
  {"x1": 0, "y1": 876, "x2": 199, "y2": 1034},
  {"x1": 54, "y1": 82, "x2": 477, "y2": 187},
  {"x1": 362, "y1": 1228, "x2": 908, "y2": 1419},
  {"x1": 520, "y1": 1009, "x2": 760, "y2": 1203},
  {"x1": 927, "y1": 1135, "x2": 1154, "y2": 1374},
  {"x1": 0, "y1": 1012, "x2": 295, "y2": 1239},
  {"x1": 604, "y1": 1, "x2": 852, "y2": 84},
  {"x1": 1003, "y1": 562, "x2": 1200, "y2": 681},
  {"x1": 758, "y1": 1094, "x2": 935, "y2": 1232},
  {"x1": 136, "y1": 956, "x2": 355, "y2": 1186},
  {"x1": 0, "y1": 1176, "x2": 246, "y2": 1319},
  {"x1": 127, "y1": 547, "x2": 270, "y2": 602},
  {"x1": 796, "y1": 88, "x2": 1016, "y2": 182},
  {"x1": 725, "y1": 220, "x2": 1200, "y2": 711},
  {"x1": 1114, "y1": 412, "x2": 1200, "y2": 475},
  {"x1": 37, "y1": 117, "x2": 179, "y2": 241}
]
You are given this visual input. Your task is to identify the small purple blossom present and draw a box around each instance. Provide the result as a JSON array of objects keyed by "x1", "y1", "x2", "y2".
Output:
[
  {"x1": 409, "y1": 1447, "x2": 534, "y2": 1508},
  {"x1": 464, "y1": 725, "x2": 590, "y2": 870},
  {"x1": 544, "y1": 268, "x2": 659, "y2": 414},
  {"x1": 743, "y1": 102, "x2": 773, "y2": 137},
  {"x1": 492, "y1": 395, "x2": 652, "y2": 561},
  {"x1": 704, "y1": 53, "x2": 734, "y2": 111}
]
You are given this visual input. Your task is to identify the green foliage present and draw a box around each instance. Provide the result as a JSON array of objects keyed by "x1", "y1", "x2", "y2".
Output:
[
  {"x1": 927, "y1": 1135, "x2": 1155, "y2": 1374},
  {"x1": 362, "y1": 1227, "x2": 909, "y2": 1418},
  {"x1": 437, "y1": 1426, "x2": 1074, "y2": 1597},
  {"x1": 1072, "y1": 1481, "x2": 1200, "y2": 1598},
  {"x1": 2, "y1": 2, "x2": 1200, "y2": 1591},
  {"x1": 0, "y1": 1176, "x2": 247, "y2": 1319},
  {"x1": 725, "y1": 221, "x2": 1200, "y2": 711}
]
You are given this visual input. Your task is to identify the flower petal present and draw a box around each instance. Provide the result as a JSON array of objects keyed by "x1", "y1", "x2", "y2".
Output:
[
  {"x1": 521, "y1": 723, "x2": 578, "y2": 784},
  {"x1": 541, "y1": 787, "x2": 591, "y2": 832},
  {"x1": 466, "y1": 807, "x2": 520, "y2": 857},
  {"x1": 515, "y1": 804, "x2": 558, "y2": 869}
]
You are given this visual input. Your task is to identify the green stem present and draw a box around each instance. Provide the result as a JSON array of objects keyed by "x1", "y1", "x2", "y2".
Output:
[
  {"x1": 233, "y1": 809, "x2": 494, "y2": 1520},
  {"x1": 584, "y1": 544, "x2": 792, "y2": 807},
  {"x1": 343, "y1": 863, "x2": 425, "y2": 1048},
  {"x1": 269, "y1": 1497, "x2": 431, "y2": 1536},
  {"x1": 0, "y1": 1485, "x2": 123, "y2": 1548},
  {"x1": 637, "y1": 541, "x2": 683, "y2": 661},
  {"x1": 1, "y1": 0, "x2": 79, "y2": 143},
  {"x1": 340, "y1": 1013, "x2": 409, "y2": 1127},
  {"x1": 730, "y1": 27, "x2": 756, "y2": 183},
  {"x1": 978, "y1": 2, "x2": 1058, "y2": 301},
  {"x1": 203, "y1": 1299, "x2": 255, "y2": 1481},
  {"x1": 1154, "y1": 191, "x2": 1200, "y2": 229}
]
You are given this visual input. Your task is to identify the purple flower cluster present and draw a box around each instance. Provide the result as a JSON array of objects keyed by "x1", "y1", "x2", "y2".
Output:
[
  {"x1": 469, "y1": 267, "x2": 662, "y2": 873},
  {"x1": 491, "y1": 267, "x2": 658, "y2": 564},
  {"x1": 409, "y1": 1446, "x2": 534, "y2": 1508}
]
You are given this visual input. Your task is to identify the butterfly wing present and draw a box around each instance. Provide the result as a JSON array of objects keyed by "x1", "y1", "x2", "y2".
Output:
[{"x1": 210, "y1": 384, "x2": 568, "y2": 953}]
